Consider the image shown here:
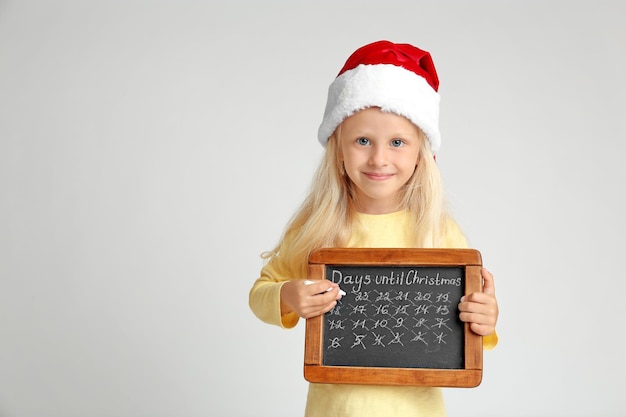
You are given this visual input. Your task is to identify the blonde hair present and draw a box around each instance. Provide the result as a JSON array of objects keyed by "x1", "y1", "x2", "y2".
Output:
[{"x1": 263, "y1": 123, "x2": 453, "y2": 277}]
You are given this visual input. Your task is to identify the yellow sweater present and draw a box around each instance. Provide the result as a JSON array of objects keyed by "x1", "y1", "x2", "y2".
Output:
[{"x1": 249, "y1": 211, "x2": 498, "y2": 417}]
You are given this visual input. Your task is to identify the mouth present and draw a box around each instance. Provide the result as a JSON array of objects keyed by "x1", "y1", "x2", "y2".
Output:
[{"x1": 363, "y1": 172, "x2": 394, "y2": 181}]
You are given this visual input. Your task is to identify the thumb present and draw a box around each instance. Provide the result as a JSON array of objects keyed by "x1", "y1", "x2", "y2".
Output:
[{"x1": 481, "y1": 267, "x2": 496, "y2": 295}]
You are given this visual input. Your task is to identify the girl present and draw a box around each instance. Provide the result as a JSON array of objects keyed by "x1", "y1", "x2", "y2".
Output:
[{"x1": 249, "y1": 40, "x2": 498, "y2": 417}]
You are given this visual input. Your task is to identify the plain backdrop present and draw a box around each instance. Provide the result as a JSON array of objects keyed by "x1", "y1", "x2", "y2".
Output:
[{"x1": 1, "y1": 1, "x2": 625, "y2": 416}]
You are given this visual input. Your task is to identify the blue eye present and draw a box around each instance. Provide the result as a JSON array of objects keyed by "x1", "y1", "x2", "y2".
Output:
[
  {"x1": 391, "y1": 139, "x2": 404, "y2": 147},
  {"x1": 356, "y1": 137, "x2": 370, "y2": 145}
]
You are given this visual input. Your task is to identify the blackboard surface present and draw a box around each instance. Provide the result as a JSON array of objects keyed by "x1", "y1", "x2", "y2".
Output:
[
  {"x1": 323, "y1": 264, "x2": 465, "y2": 369},
  {"x1": 304, "y1": 248, "x2": 483, "y2": 387}
]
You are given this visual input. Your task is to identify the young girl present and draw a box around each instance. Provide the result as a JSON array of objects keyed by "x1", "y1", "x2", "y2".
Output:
[{"x1": 249, "y1": 40, "x2": 499, "y2": 417}]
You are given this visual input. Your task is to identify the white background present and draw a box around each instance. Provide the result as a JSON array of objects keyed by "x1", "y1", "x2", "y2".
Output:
[{"x1": 1, "y1": 1, "x2": 624, "y2": 416}]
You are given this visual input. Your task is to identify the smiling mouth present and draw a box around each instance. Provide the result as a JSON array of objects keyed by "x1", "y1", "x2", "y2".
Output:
[{"x1": 363, "y1": 172, "x2": 394, "y2": 180}]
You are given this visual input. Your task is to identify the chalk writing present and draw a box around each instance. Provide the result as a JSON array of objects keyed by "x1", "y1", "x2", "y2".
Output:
[{"x1": 323, "y1": 265, "x2": 466, "y2": 369}]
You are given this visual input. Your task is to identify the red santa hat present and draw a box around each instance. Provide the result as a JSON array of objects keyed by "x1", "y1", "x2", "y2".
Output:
[{"x1": 318, "y1": 40, "x2": 441, "y2": 153}]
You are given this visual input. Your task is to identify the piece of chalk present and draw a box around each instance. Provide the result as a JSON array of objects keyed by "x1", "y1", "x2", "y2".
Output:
[{"x1": 304, "y1": 280, "x2": 346, "y2": 296}]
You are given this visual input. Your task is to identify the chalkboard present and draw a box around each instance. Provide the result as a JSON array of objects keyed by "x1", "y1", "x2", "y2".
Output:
[{"x1": 304, "y1": 248, "x2": 483, "y2": 388}]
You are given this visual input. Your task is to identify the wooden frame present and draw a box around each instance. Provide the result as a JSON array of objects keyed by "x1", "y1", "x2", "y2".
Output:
[{"x1": 304, "y1": 248, "x2": 483, "y2": 388}]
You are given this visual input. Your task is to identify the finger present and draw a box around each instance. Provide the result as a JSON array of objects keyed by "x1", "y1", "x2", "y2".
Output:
[
  {"x1": 459, "y1": 309, "x2": 497, "y2": 326},
  {"x1": 302, "y1": 300, "x2": 337, "y2": 319},
  {"x1": 459, "y1": 291, "x2": 488, "y2": 305},
  {"x1": 481, "y1": 268, "x2": 496, "y2": 295},
  {"x1": 303, "y1": 280, "x2": 329, "y2": 296},
  {"x1": 304, "y1": 280, "x2": 345, "y2": 297},
  {"x1": 470, "y1": 322, "x2": 495, "y2": 337}
]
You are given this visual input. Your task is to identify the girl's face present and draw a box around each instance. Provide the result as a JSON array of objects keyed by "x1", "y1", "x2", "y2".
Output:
[{"x1": 339, "y1": 107, "x2": 421, "y2": 214}]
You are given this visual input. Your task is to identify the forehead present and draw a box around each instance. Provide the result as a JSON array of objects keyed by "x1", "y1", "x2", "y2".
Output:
[{"x1": 340, "y1": 107, "x2": 421, "y2": 137}]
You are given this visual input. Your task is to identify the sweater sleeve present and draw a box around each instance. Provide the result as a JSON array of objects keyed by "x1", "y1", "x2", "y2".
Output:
[{"x1": 248, "y1": 253, "x2": 301, "y2": 329}]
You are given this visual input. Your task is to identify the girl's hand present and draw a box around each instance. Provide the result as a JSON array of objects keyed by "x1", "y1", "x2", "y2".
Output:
[
  {"x1": 458, "y1": 268, "x2": 499, "y2": 336},
  {"x1": 280, "y1": 279, "x2": 344, "y2": 319}
]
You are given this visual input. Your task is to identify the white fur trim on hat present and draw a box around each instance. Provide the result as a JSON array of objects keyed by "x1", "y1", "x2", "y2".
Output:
[{"x1": 317, "y1": 63, "x2": 441, "y2": 153}]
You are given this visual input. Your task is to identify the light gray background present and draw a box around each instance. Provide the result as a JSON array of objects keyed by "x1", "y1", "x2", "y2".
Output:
[{"x1": 1, "y1": 1, "x2": 624, "y2": 416}]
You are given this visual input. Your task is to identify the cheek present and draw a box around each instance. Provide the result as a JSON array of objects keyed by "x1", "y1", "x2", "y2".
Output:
[
  {"x1": 341, "y1": 149, "x2": 359, "y2": 167},
  {"x1": 413, "y1": 151, "x2": 421, "y2": 167}
]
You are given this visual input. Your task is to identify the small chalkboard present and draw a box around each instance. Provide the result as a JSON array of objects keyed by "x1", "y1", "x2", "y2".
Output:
[{"x1": 304, "y1": 248, "x2": 483, "y2": 388}]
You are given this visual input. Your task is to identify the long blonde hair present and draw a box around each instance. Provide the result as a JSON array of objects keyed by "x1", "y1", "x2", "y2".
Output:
[{"x1": 263, "y1": 123, "x2": 452, "y2": 277}]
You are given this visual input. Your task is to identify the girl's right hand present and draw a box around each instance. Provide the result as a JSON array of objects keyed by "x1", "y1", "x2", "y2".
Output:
[{"x1": 280, "y1": 279, "x2": 344, "y2": 319}]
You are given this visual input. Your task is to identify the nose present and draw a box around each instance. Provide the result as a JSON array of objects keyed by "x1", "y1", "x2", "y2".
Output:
[{"x1": 368, "y1": 144, "x2": 388, "y2": 166}]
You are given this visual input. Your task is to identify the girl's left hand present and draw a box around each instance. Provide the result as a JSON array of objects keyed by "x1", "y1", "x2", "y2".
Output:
[{"x1": 458, "y1": 267, "x2": 499, "y2": 336}]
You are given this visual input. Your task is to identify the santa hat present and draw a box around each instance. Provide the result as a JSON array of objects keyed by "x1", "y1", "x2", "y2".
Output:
[{"x1": 318, "y1": 40, "x2": 441, "y2": 153}]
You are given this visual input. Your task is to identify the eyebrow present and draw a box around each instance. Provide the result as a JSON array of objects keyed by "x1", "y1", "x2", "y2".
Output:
[{"x1": 346, "y1": 129, "x2": 418, "y2": 138}]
